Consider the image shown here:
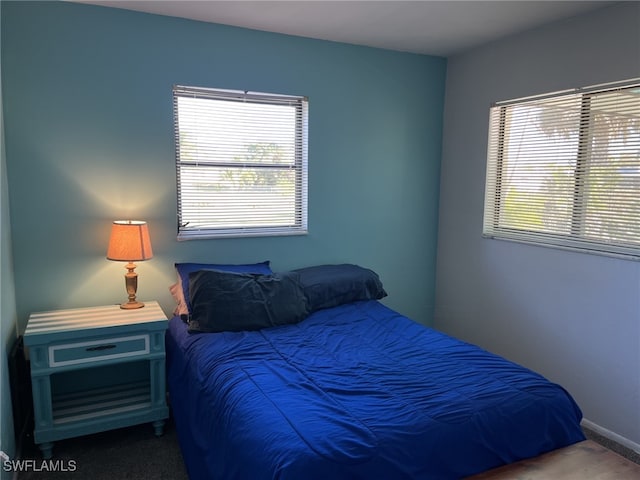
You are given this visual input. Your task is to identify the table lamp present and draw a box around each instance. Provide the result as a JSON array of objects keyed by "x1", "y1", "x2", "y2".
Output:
[{"x1": 106, "y1": 220, "x2": 153, "y2": 309}]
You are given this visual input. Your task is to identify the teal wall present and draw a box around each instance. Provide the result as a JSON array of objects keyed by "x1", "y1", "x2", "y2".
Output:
[
  {"x1": 1, "y1": 115, "x2": 16, "y2": 480},
  {"x1": 1, "y1": 0, "x2": 18, "y2": 470},
  {"x1": 1, "y1": 1, "x2": 445, "y2": 335}
]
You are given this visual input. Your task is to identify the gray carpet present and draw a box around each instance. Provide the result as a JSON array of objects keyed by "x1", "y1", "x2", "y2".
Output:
[
  {"x1": 17, "y1": 415, "x2": 188, "y2": 480},
  {"x1": 15, "y1": 420, "x2": 639, "y2": 479}
]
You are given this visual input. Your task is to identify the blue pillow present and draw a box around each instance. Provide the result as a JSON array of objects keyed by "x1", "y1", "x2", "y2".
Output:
[
  {"x1": 293, "y1": 264, "x2": 387, "y2": 312},
  {"x1": 175, "y1": 261, "x2": 272, "y2": 313},
  {"x1": 187, "y1": 270, "x2": 309, "y2": 333}
]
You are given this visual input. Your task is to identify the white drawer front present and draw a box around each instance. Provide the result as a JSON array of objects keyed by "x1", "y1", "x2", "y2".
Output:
[{"x1": 49, "y1": 334, "x2": 150, "y2": 367}]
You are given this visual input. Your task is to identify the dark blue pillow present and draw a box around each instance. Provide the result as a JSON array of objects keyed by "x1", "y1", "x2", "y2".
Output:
[
  {"x1": 187, "y1": 269, "x2": 309, "y2": 333},
  {"x1": 293, "y1": 264, "x2": 387, "y2": 312},
  {"x1": 175, "y1": 261, "x2": 272, "y2": 313}
]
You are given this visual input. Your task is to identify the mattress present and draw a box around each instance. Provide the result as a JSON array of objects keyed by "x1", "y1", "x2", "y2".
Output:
[{"x1": 166, "y1": 300, "x2": 585, "y2": 479}]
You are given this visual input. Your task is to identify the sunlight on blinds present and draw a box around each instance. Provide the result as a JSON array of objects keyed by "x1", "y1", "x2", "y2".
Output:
[
  {"x1": 483, "y1": 79, "x2": 640, "y2": 258},
  {"x1": 173, "y1": 86, "x2": 308, "y2": 239}
]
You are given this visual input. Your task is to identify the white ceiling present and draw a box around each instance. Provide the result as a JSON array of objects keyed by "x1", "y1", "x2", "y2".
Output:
[{"x1": 74, "y1": 1, "x2": 614, "y2": 56}]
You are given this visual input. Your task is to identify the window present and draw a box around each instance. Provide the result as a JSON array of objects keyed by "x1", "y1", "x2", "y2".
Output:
[
  {"x1": 173, "y1": 85, "x2": 308, "y2": 240},
  {"x1": 483, "y1": 79, "x2": 640, "y2": 258}
]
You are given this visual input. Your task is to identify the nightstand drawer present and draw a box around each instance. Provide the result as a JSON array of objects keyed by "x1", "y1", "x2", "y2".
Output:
[{"x1": 49, "y1": 334, "x2": 150, "y2": 367}]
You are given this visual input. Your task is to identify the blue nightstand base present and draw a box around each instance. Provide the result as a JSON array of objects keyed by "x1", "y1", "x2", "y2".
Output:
[{"x1": 24, "y1": 302, "x2": 169, "y2": 459}]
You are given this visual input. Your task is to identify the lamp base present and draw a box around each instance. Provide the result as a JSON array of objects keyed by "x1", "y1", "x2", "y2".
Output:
[
  {"x1": 120, "y1": 262, "x2": 144, "y2": 309},
  {"x1": 120, "y1": 301, "x2": 145, "y2": 310}
]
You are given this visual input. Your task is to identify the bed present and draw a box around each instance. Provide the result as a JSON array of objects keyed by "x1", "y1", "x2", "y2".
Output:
[{"x1": 166, "y1": 262, "x2": 585, "y2": 480}]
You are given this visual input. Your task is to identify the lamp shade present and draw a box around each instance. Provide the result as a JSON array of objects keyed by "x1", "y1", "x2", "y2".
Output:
[{"x1": 106, "y1": 220, "x2": 153, "y2": 262}]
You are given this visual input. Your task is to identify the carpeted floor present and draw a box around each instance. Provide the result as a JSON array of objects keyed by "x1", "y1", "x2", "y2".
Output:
[
  {"x1": 16, "y1": 415, "x2": 188, "y2": 480},
  {"x1": 14, "y1": 418, "x2": 639, "y2": 479}
]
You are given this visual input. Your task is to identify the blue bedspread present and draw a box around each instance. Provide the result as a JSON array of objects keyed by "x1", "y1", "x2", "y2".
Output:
[{"x1": 166, "y1": 300, "x2": 584, "y2": 479}]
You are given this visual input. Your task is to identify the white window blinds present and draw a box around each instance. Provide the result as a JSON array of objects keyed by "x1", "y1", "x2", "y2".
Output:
[
  {"x1": 483, "y1": 79, "x2": 640, "y2": 258},
  {"x1": 173, "y1": 85, "x2": 308, "y2": 240}
]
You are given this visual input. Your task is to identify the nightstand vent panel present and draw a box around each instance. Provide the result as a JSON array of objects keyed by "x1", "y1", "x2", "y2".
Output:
[{"x1": 52, "y1": 381, "x2": 151, "y2": 425}]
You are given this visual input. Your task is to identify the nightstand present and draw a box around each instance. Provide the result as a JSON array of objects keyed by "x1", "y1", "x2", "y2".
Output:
[{"x1": 23, "y1": 301, "x2": 169, "y2": 459}]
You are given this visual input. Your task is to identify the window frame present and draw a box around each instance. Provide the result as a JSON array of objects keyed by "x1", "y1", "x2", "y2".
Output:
[
  {"x1": 483, "y1": 78, "x2": 640, "y2": 259},
  {"x1": 173, "y1": 85, "x2": 309, "y2": 240}
]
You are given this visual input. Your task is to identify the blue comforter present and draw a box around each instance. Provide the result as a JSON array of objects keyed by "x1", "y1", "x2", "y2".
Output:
[{"x1": 166, "y1": 300, "x2": 584, "y2": 479}]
